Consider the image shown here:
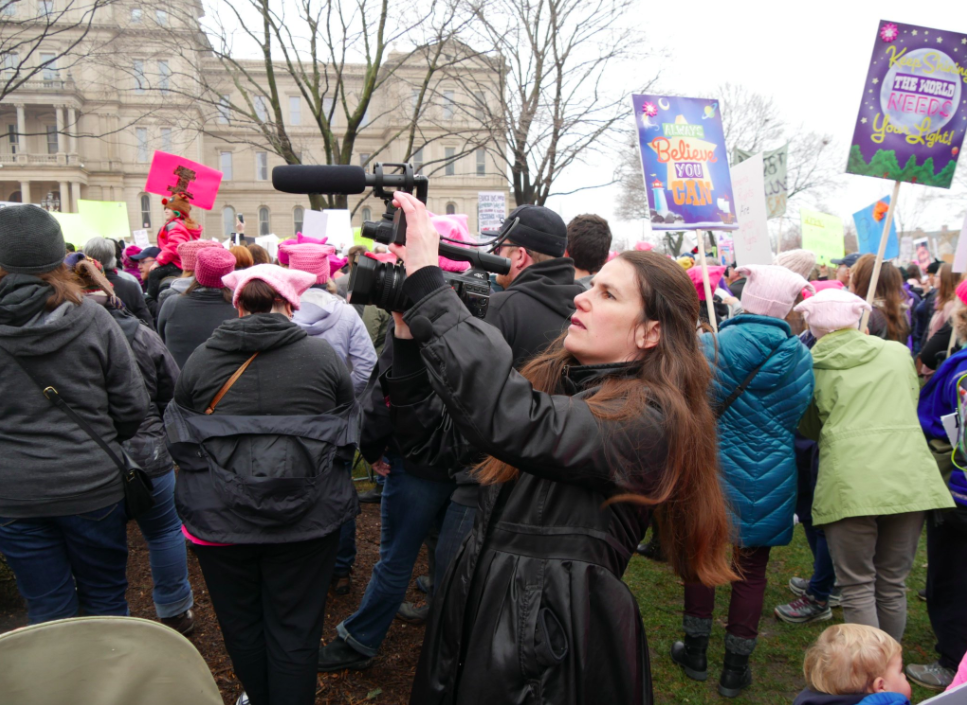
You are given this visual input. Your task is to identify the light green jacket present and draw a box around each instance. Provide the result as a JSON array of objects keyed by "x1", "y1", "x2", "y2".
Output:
[{"x1": 800, "y1": 328, "x2": 954, "y2": 526}]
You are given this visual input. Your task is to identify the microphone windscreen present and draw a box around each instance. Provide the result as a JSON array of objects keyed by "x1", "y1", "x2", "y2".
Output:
[{"x1": 271, "y1": 165, "x2": 368, "y2": 194}]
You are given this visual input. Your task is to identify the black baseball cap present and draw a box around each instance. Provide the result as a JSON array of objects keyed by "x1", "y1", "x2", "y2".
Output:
[
  {"x1": 490, "y1": 205, "x2": 568, "y2": 258},
  {"x1": 130, "y1": 246, "x2": 161, "y2": 260},
  {"x1": 926, "y1": 259, "x2": 945, "y2": 274},
  {"x1": 830, "y1": 253, "x2": 861, "y2": 267}
]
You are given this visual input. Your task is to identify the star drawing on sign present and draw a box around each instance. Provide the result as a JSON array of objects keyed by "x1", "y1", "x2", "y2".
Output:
[
  {"x1": 861, "y1": 118, "x2": 868, "y2": 124},
  {"x1": 962, "y1": 38, "x2": 967, "y2": 44},
  {"x1": 912, "y1": 30, "x2": 918, "y2": 36},
  {"x1": 937, "y1": 37, "x2": 943, "y2": 43},
  {"x1": 872, "y1": 78, "x2": 879, "y2": 84}
]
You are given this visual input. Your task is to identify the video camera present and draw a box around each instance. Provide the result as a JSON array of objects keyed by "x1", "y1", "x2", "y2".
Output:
[{"x1": 272, "y1": 162, "x2": 510, "y2": 317}]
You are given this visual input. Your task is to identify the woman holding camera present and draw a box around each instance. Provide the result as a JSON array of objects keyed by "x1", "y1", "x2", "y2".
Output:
[{"x1": 378, "y1": 192, "x2": 734, "y2": 705}]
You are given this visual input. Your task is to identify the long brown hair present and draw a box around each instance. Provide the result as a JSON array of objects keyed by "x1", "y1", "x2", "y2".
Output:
[
  {"x1": 0, "y1": 264, "x2": 84, "y2": 310},
  {"x1": 937, "y1": 263, "x2": 962, "y2": 309},
  {"x1": 850, "y1": 254, "x2": 908, "y2": 342},
  {"x1": 475, "y1": 251, "x2": 735, "y2": 586}
]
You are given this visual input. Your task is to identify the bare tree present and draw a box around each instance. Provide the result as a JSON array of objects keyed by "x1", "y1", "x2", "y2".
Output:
[
  {"x1": 450, "y1": 0, "x2": 654, "y2": 206},
  {"x1": 0, "y1": 0, "x2": 112, "y2": 102}
]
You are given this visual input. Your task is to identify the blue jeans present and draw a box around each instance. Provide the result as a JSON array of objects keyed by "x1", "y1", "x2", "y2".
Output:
[
  {"x1": 134, "y1": 469, "x2": 193, "y2": 618},
  {"x1": 803, "y1": 518, "x2": 836, "y2": 601},
  {"x1": 0, "y1": 501, "x2": 128, "y2": 623},
  {"x1": 338, "y1": 455, "x2": 453, "y2": 656},
  {"x1": 434, "y1": 501, "x2": 476, "y2": 591}
]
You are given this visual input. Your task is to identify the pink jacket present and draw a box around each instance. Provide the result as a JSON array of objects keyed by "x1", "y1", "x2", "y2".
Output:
[{"x1": 156, "y1": 218, "x2": 202, "y2": 268}]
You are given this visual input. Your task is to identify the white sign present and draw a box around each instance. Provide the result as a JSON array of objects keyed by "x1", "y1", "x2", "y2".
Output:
[
  {"x1": 254, "y1": 234, "x2": 279, "y2": 261},
  {"x1": 953, "y1": 214, "x2": 967, "y2": 274},
  {"x1": 300, "y1": 209, "x2": 353, "y2": 253},
  {"x1": 132, "y1": 229, "x2": 150, "y2": 248},
  {"x1": 477, "y1": 192, "x2": 506, "y2": 234},
  {"x1": 730, "y1": 153, "x2": 773, "y2": 266},
  {"x1": 301, "y1": 209, "x2": 328, "y2": 240}
]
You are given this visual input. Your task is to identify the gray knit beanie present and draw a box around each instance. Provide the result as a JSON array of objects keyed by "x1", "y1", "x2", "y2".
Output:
[{"x1": 0, "y1": 205, "x2": 66, "y2": 274}]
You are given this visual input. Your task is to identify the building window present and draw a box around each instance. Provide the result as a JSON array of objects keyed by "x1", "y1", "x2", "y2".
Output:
[
  {"x1": 218, "y1": 95, "x2": 230, "y2": 124},
  {"x1": 133, "y1": 60, "x2": 145, "y2": 93},
  {"x1": 361, "y1": 207, "x2": 371, "y2": 222},
  {"x1": 8, "y1": 190, "x2": 21, "y2": 202},
  {"x1": 222, "y1": 206, "x2": 235, "y2": 238},
  {"x1": 360, "y1": 107, "x2": 370, "y2": 127},
  {"x1": 359, "y1": 152, "x2": 370, "y2": 167},
  {"x1": 140, "y1": 194, "x2": 151, "y2": 228},
  {"x1": 289, "y1": 96, "x2": 300, "y2": 125},
  {"x1": 322, "y1": 96, "x2": 334, "y2": 118},
  {"x1": 3, "y1": 52, "x2": 19, "y2": 74},
  {"x1": 2, "y1": 2, "x2": 15, "y2": 16},
  {"x1": 219, "y1": 151, "x2": 233, "y2": 180},
  {"x1": 293, "y1": 206, "x2": 303, "y2": 234},
  {"x1": 157, "y1": 60, "x2": 170, "y2": 94},
  {"x1": 411, "y1": 89, "x2": 420, "y2": 112},
  {"x1": 46, "y1": 125, "x2": 57, "y2": 154},
  {"x1": 40, "y1": 52, "x2": 57, "y2": 81},
  {"x1": 39, "y1": 0, "x2": 52, "y2": 15},
  {"x1": 258, "y1": 207, "x2": 269, "y2": 236},
  {"x1": 8, "y1": 125, "x2": 17, "y2": 154},
  {"x1": 412, "y1": 148, "x2": 423, "y2": 173},
  {"x1": 255, "y1": 152, "x2": 268, "y2": 181},
  {"x1": 445, "y1": 147, "x2": 455, "y2": 176},
  {"x1": 474, "y1": 92, "x2": 485, "y2": 120},
  {"x1": 161, "y1": 127, "x2": 171, "y2": 152},
  {"x1": 255, "y1": 96, "x2": 268, "y2": 122},
  {"x1": 136, "y1": 127, "x2": 148, "y2": 162},
  {"x1": 130, "y1": 6, "x2": 142, "y2": 23},
  {"x1": 155, "y1": 8, "x2": 167, "y2": 25},
  {"x1": 442, "y1": 90, "x2": 455, "y2": 120},
  {"x1": 445, "y1": 202, "x2": 456, "y2": 215},
  {"x1": 476, "y1": 148, "x2": 485, "y2": 176}
]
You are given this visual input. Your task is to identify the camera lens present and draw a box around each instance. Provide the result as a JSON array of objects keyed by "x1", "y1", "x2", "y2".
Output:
[{"x1": 347, "y1": 256, "x2": 409, "y2": 312}]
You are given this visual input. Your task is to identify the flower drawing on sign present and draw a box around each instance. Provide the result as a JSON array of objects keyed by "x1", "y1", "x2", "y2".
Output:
[{"x1": 881, "y1": 23, "x2": 899, "y2": 43}]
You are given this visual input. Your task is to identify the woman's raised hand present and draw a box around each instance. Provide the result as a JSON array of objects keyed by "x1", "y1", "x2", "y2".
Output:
[{"x1": 389, "y1": 191, "x2": 439, "y2": 277}]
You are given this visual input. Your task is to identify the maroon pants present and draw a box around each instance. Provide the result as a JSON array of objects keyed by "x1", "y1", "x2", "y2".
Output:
[{"x1": 684, "y1": 545, "x2": 772, "y2": 640}]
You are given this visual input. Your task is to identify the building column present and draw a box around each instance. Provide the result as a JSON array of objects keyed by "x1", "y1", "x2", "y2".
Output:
[
  {"x1": 59, "y1": 180, "x2": 69, "y2": 211},
  {"x1": 67, "y1": 107, "x2": 77, "y2": 154},
  {"x1": 70, "y1": 182, "x2": 80, "y2": 212},
  {"x1": 15, "y1": 104, "x2": 26, "y2": 154},
  {"x1": 20, "y1": 180, "x2": 30, "y2": 204},
  {"x1": 55, "y1": 106, "x2": 65, "y2": 153}
]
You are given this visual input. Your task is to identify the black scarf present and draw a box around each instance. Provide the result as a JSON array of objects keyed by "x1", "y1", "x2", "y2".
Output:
[{"x1": 0, "y1": 274, "x2": 54, "y2": 327}]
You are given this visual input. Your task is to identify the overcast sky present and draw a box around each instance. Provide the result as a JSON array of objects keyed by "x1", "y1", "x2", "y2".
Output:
[{"x1": 545, "y1": 0, "x2": 967, "y2": 246}]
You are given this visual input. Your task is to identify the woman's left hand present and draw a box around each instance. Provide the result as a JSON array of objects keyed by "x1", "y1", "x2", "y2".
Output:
[{"x1": 388, "y1": 191, "x2": 439, "y2": 277}]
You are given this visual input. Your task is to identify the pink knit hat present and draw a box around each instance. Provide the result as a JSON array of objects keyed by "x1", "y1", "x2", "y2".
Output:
[
  {"x1": 794, "y1": 288, "x2": 871, "y2": 339},
  {"x1": 431, "y1": 214, "x2": 472, "y2": 273},
  {"x1": 956, "y1": 279, "x2": 967, "y2": 306},
  {"x1": 221, "y1": 263, "x2": 317, "y2": 310},
  {"x1": 194, "y1": 247, "x2": 237, "y2": 288},
  {"x1": 279, "y1": 243, "x2": 336, "y2": 284},
  {"x1": 329, "y1": 255, "x2": 349, "y2": 271},
  {"x1": 687, "y1": 265, "x2": 726, "y2": 301},
  {"x1": 802, "y1": 280, "x2": 845, "y2": 299},
  {"x1": 634, "y1": 241, "x2": 654, "y2": 251},
  {"x1": 176, "y1": 239, "x2": 222, "y2": 272},
  {"x1": 738, "y1": 264, "x2": 813, "y2": 319},
  {"x1": 276, "y1": 238, "x2": 298, "y2": 265},
  {"x1": 297, "y1": 232, "x2": 329, "y2": 246},
  {"x1": 774, "y1": 249, "x2": 817, "y2": 280}
]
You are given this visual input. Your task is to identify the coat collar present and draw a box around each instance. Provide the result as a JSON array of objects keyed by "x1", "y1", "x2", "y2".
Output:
[{"x1": 560, "y1": 361, "x2": 639, "y2": 394}]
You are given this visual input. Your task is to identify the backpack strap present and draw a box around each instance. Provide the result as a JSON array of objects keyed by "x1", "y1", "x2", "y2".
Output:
[
  {"x1": 206, "y1": 352, "x2": 259, "y2": 415},
  {"x1": 716, "y1": 347, "x2": 781, "y2": 419}
]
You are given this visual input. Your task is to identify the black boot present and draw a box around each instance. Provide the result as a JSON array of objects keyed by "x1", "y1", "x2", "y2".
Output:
[
  {"x1": 718, "y1": 635, "x2": 755, "y2": 698},
  {"x1": 670, "y1": 634, "x2": 709, "y2": 681}
]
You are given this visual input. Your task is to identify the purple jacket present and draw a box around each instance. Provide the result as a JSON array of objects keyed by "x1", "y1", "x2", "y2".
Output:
[{"x1": 293, "y1": 287, "x2": 376, "y2": 396}]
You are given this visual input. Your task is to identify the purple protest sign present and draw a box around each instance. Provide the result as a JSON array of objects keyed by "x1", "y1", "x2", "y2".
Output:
[{"x1": 847, "y1": 20, "x2": 967, "y2": 189}]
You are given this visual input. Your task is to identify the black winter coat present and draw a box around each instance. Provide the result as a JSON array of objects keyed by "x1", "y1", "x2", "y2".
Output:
[
  {"x1": 387, "y1": 267, "x2": 667, "y2": 705},
  {"x1": 157, "y1": 286, "x2": 237, "y2": 368},
  {"x1": 106, "y1": 269, "x2": 153, "y2": 327}
]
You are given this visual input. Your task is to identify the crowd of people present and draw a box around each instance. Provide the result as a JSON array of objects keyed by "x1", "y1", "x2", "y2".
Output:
[{"x1": 0, "y1": 195, "x2": 964, "y2": 705}]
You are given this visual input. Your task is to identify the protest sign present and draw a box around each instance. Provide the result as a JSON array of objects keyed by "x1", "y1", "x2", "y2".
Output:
[
  {"x1": 132, "y1": 229, "x2": 150, "y2": 248},
  {"x1": 254, "y1": 234, "x2": 279, "y2": 260},
  {"x1": 323, "y1": 210, "x2": 353, "y2": 252},
  {"x1": 301, "y1": 209, "x2": 328, "y2": 240},
  {"x1": 477, "y1": 192, "x2": 506, "y2": 233},
  {"x1": 853, "y1": 196, "x2": 898, "y2": 259},
  {"x1": 801, "y1": 210, "x2": 845, "y2": 266},
  {"x1": 734, "y1": 145, "x2": 788, "y2": 218},
  {"x1": 631, "y1": 94, "x2": 738, "y2": 231},
  {"x1": 914, "y1": 237, "x2": 934, "y2": 272},
  {"x1": 730, "y1": 153, "x2": 773, "y2": 266},
  {"x1": 899, "y1": 235, "x2": 914, "y2": 264},
  {"x1": 953, "y1": 214, "x2": 967, "y2": 273},
  {"x1": 77, "y1": 200, "x2": 130, "y2": 240},
  {"x1": 51, "y1": 212, "x2": 98, "y2": 244},
  {"x1": 847, "y1": 20, "x2": 967, "y2": 189},
  {"x1": 716, "y1": 234, "x2": 734, "y2": 266},
  {"x1": 144, "y1": 151, "x2": 223, "y2": 210},
  {"x1": 353, "y1": 227, "x2": 369, "y2": 249}
]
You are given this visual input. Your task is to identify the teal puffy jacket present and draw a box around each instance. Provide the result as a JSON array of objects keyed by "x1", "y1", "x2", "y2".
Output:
[{"x1": 702, "y1": 315, "x2": 815, "y2": 547}]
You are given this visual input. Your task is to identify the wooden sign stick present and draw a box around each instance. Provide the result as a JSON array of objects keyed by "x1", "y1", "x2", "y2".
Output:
[{"x1": 859, "y1": 180, "x2": 901, "y2": 332}]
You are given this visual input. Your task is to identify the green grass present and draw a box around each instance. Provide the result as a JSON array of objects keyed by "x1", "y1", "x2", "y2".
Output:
[{"x1": 625, "y1": 526, "x2": 937, "y2": 704}]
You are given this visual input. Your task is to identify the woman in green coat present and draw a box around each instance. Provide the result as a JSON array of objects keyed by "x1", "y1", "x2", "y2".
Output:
[{"x1": 794, "y1": 289, "x2": 953, "y2": 642}]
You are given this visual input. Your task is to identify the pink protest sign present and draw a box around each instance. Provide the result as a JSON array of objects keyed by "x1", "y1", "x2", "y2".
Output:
[{"x1": 144, "y1": 151, "x2": 223, "y2": 210}]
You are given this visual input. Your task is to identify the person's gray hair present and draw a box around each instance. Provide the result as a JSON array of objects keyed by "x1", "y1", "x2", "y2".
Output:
[{"x1": 83, "y1": 237, "x2": 117, "y2": 269}]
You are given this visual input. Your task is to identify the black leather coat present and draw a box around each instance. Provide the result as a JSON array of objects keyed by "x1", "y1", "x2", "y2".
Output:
[{"x1": 386, "y1": 268, "x2": 668, "y2": 705}]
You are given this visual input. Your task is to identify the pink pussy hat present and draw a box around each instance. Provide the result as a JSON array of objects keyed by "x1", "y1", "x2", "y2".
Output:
[
  {"x1": 794, "y1": 287, "x2": 871, "y2": 340},
  {"x1": 802, "y1": 280, "x2": 844, "y2": 299},
  {"x1": 177, "y1": 239, "x2": 222, "y2": 272},
  {"x1": 221, "y1": 263, "x2": 317, "y2": 311},
  {"x1": 738, "y1": 264, "x2": 813, "y2": 319},
  {"x1": 956, "y1": 279, "x2": 967, "y2": 306},
  {"x1": 279, "y1": 243, "x2": 336, "y2": 284},
  {"x1": 431, "y1": 213, "x2": 472, "y2": 273},
  {"x1": 297, "y1": 233, "x2": 329, "y2": 246},
  {"x1": 276, "y1": 239, "x2": 298, "y2": 265},
  {"x1": 194, "y1": 247, "x2": 237, "y2": 288},
  {"x1": 687, "y1": 265, "x2": 726, "y2": 301}
]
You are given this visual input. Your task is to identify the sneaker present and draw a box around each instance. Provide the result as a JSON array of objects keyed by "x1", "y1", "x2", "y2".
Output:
[
  {"x1": 906, "y1": 662, "x2": 955, "y2": 691},
  {"x1": 161, "y1": 609, "x2": 195, "y2": 636},
  {"x1": 396, "y1": 601, "x2": 430, "y2": 624},
  {"x1": 318, "y1": 638, "x2": 374, "y2": 673},
  {"x1": 775, "y1": 594, "x2": 833, "y2": 624},
  {"x1": 416, "y1": 574, "x2": 433, "y2": 595},
  {"x1": 330, "y1": 571, "x2": 352, "y2": 596},
  {"x1": 236, "y1": 693, "x2": 250, "y2": 705},
  {"x1": 918, "y1": 588, "x2": 928, "y2": 602},
  {"x1": 635, "y1": 538, "x2": 666, "y2": 562},
  {"x1": 358, "y1": 485, "x2": 383, "y2": 504},
  {"x1": 788, "y1": 577, "x2": 841, "y2": 608}
]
